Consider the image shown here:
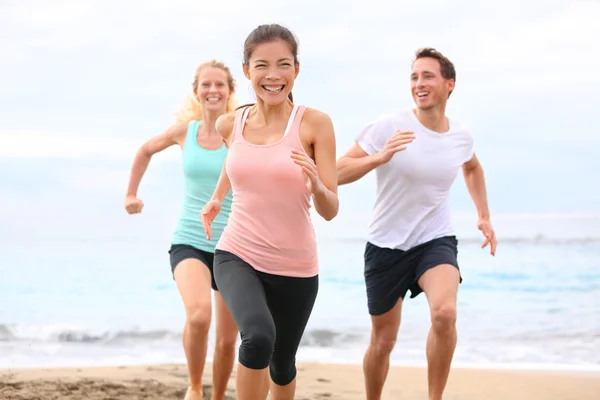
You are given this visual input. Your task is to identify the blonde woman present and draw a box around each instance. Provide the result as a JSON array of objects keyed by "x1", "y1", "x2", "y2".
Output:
[{"x1": 125, "y1": 60, "x2": 238, "y2": 400}]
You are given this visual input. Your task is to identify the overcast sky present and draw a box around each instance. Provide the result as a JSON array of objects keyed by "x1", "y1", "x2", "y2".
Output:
[{"x1": 1, "y1": 0, "x2": 598, "y2": 241}]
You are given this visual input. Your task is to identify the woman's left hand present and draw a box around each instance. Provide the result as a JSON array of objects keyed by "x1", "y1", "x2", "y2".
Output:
[{"x1": 290, "y1": 148, "x2": 325, "y2": 195}]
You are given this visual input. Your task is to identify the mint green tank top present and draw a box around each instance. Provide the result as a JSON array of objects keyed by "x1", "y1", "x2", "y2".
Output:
[{"x1": 171, "y1": 120, "x2": 232, "y2": 252}]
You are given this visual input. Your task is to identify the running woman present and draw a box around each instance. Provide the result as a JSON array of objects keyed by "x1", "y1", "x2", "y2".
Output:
[
  {"x1": 200, "y1": 24, "x2": 339, "y2": 400},
  {"x1": 125, "y1": 60, "x2": 239, "y2": 400}
]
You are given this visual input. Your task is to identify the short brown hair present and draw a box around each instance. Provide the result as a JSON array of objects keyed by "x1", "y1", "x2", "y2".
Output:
[{"x1": 414, "y1": 48, "x2": 456, "y2": 97}]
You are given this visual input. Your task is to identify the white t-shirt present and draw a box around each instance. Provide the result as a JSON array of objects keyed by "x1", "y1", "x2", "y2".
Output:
[{"x1": 356, "y1": 109, "x2": 474, "y2": 250}]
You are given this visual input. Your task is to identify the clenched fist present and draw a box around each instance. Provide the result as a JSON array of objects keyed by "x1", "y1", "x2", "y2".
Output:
[{"x1": 124, "y1": 195, "x2": 144, "y2": 214}]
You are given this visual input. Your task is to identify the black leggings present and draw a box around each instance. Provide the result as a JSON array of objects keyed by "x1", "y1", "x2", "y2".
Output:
[{"x1": 213, "y1": 249, "x2": 319, "y2": 386}]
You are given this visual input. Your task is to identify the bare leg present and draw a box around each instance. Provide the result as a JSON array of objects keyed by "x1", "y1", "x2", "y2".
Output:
[
  {"x1": 418, "y1": 264, "x2": 460, "y2": 400},
  {"x1": 363, "y1": 299, "x2": 402, "y2": 400},
  {"x1": 236, "y1": 365, "x2": 270, "y2": 400},
  {"x1": 211, "y1": 291, "x2": 238, "y2": 400},
  {"x1": 174, "y1": 259, "x2": 213, "y2": 399},
  {"x1": 269, "y1": 378, "x2": 295, "y2": 400}
]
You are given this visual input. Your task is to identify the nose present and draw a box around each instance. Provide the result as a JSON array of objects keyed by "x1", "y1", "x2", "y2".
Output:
[
  {"x1": 415, "y1": 77, "x2": 425, "y2": 88},
  {"x1": 265, "y1": 66, "x2": 280, "y2": 80}
]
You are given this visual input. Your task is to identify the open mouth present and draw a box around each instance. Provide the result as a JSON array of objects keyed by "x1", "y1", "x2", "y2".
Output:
[
  {"x1": 206, "y1": 96, "x2": 221, "y2": 103},
  {"x1": 416, "y1": 91, "x2": 429, "y2": 99},
  {"x1": 262, "y1": 85, "x2": 285, "y2": 93}
]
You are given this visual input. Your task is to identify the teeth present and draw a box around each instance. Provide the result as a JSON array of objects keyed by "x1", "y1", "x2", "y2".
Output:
[
  {"x1": 263, "y1": 85, "x2": 283, "y2": 92},
  {"x1": 206, "y1": 97, "x2": 220, "y2": 102},
  {"x1": 417, "y1": 92, "x2": 429, "y2": 97}
]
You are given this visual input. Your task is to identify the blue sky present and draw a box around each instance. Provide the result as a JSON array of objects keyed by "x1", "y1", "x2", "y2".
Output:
[{"x1": 1, "y1": 0, "x2": 599, "y2": 241}]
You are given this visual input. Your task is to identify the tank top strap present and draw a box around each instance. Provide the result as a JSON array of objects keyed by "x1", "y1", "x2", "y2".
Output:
[
  {"x1": 283, "y1": 105, "x2": 308, "y2": 147},
  {"x1": 185, "y1": 120, "x2": 200, "y2": 145},
  {"x1": 230, "y1": 107, "x2": 251, "y2": 144}
]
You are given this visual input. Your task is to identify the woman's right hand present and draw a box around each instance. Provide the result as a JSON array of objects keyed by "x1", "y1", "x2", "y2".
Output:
[
  {"x1": 200, "y1": 199, "x2": 222, "y2": 240},
  {"x1": 124, "y1": 195, "x2": 144, "y2": 214}
]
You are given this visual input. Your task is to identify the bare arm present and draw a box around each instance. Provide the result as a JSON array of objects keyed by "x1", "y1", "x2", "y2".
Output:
[
  {"x1": 304, "y1": 109, "x2": 339, "y2": 221},
  {"x1": 337, "y1": 130, "x2": 415, "y2": 185},
  {"x1": 462, "y1": 153, "x2": 490, "y2": 220},
  {"x1": 125, "y1": 122, "x2": 187, "y2": 198},
  {"x1": 463, "y1": 153, "x2": 497, "y2": 255},
  {"x1": 209, "y1": 112, "x2": 236, "y2": 202},
  {"x1": 336, "y1": 144, "x2": 383, "y2": 185}
]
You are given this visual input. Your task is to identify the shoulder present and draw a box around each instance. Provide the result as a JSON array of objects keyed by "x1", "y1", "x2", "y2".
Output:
[
  {"x1": 302, "y1": 107, "x2": 333, "y2": 128},
  {"x1": 369, "y1": 109, "x2": 412, "y2": 131},
  {"x1": 301, "y1": 107, "x2": 335, "y2": 143},
  {"x1": 167, "y1": 120, "x2": 190, "y2": 143},
  {"x1": 448, "y1": 117, "x2": 474, "y2": 141},
  {"x1": 216, "y1": 111, "x2": 238, "y2": 141}
]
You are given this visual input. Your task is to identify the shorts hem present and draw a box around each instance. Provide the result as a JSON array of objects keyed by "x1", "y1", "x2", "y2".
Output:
[
  {"x1": 409, "y1": 262, "x2": 461, "y2": 299},
  {"x1": 169, "y1": 244, "x2": 218, "y2": 291}
]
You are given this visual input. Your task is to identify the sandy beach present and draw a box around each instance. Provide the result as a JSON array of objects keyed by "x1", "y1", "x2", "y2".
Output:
[{"x1": 1, "y1": 362, "x2": 599, "y2": 400}]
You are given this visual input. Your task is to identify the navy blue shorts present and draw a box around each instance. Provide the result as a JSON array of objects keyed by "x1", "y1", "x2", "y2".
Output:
[
  {"x1": 168, "y1": 244, "x2": 218, "y2": 291},
  {"x1": 364, "y1": 236, "x2": 462, "y2": 316}
]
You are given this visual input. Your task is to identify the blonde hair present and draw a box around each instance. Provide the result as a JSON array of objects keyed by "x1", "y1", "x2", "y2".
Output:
[{"x1": 175, "y1": 60, "x2": 237, "y2": 123}]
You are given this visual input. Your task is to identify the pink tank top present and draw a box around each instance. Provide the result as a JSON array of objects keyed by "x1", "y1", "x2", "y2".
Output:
[{"x1": 216, "y1": 105, "x2": 318, "y2": 278}]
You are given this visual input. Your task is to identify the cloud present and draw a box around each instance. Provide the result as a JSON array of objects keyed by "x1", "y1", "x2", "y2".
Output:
[
  {"x1": 0, "y1": 129, "x2": 179, "y2": 162},
  {"x1": 1, "y1": 0, "x2": 598, "y2": 219}
]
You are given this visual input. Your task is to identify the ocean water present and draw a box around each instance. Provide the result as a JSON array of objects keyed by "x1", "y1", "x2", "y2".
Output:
[{"x1": 1, "y1": 212, "x2": 599, "y2": 371}]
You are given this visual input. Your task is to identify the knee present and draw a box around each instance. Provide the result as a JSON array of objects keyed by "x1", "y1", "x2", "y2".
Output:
[
  {"x1": 371, "y1": 330, "x2": 397, "y2": 356},
  {"x1": 431, "y1": 304, "x2": 457, "y2": 333},
  {"x1": 216, "y1": 335, "x2": 237, "y2": 354},
  {"x1": 238, "y1": 318, "x2": 276, "y2": 370},
  {"x1": 187, "y1": 305, "x2": 211, "y2": 334},
  {"x1": 270, "y1": 362, "x2": 296, "y2": 387}
]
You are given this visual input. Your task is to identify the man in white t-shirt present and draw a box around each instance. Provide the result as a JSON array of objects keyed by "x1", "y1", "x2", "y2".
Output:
[{"x1": 337, "y1": 48, "x2": 497, "y2": 400}]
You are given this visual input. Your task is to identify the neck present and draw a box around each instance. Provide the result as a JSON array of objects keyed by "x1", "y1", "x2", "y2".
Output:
[
  {"x1": 413, "y1": 104, "x2": 448, "y2": 133},
  {"x1": 254, "y1": 98, "x2": 293, "y2": 126},
  {"x1": 199, "y1": 109, "x2": 222, "y2": 136}
]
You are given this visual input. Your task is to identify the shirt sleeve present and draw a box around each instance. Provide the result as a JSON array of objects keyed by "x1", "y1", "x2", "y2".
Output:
[
  {"x1": 464, "y1": 130, "x2": 475, "y2": 164},
  {"x1": 355, "y1": 118, "x2": 385, "y2": 156}
]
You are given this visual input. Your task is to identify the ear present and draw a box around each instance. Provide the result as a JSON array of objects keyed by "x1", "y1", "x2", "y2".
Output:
[
  {"x1": 446, "y1": 78, "x2": 455, "y2": 93},
  {"x1": 243, "y1": 63, "x2": 250, "y2": 80},
  {"x1": 295, "y1": 62, "x2": 300, "y2": 78}
]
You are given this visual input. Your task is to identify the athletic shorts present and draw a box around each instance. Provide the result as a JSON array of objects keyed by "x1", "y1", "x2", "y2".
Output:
[
  {"x1": 364, "y1": 235, "x2": 461, "y2": 316},
  {"x1": 168, "y1": 244, "x2": 218, "y2": 291}
]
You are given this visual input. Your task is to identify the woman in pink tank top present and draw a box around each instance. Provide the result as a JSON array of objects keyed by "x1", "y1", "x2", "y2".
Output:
[{"x1": 200, "y1": 24, "x2": 339, "y2": 400}]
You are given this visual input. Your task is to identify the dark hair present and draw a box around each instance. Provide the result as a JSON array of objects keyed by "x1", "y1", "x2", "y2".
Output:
[
  {"x1": 413, "y1": 47, "x2": 456, "y2": 98},
  {"x1": 237, "y1": 24, "x2": 298, "y2": 109}
]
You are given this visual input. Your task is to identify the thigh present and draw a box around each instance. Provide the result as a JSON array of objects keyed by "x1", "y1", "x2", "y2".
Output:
[
  {"x1": 370, "y1": 297, "x2": 403, "y2": 343},
  {"x1": 413, "y1": 236, "x2": 461, "y2": 304},
  {"x1": 213, "y1": 250, "x2": 272, "y2": 339},
  {"x1": 214, "y1": 291, "x2": 239, "y2": 343},
  {"x1": 170, "y1": 244, "x2": 217, "y2": 288},
  {"x1": 262, "y1": 273, "x2": 319, "y2": 368},
  {"x1": 170, "y1": 245, "x2": 213, "y2": 314},
  {"x1": 364, "y1": 242, "x2": 413, "y2": 316}
]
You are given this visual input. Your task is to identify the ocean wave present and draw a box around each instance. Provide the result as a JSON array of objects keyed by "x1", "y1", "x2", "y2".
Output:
[
  {"x1": 330, "y1": 235, "x2": 600, "y2": 245},
  {"x1": 0, "y1": 324, "x2": 366, "y2": 348},
  {"x1": 0, "y1": 324, "x2": 179, "y2": 344}
]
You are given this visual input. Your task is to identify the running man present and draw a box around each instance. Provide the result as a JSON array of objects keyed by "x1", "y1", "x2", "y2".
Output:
[{"x1": 337, "y1": 48, "x2": 497, "y2": 400}]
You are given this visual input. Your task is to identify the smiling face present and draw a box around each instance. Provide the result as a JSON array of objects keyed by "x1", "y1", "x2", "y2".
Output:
[
  {"x1": 243, "y1": 39, "x2": 299, "y2": 106},
  {"x1": 195, "y1": 67, "x2": 232, "y2": 113},
  {"x1": 410, "y1": 57, "x2": 455, "y2": 111}
]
